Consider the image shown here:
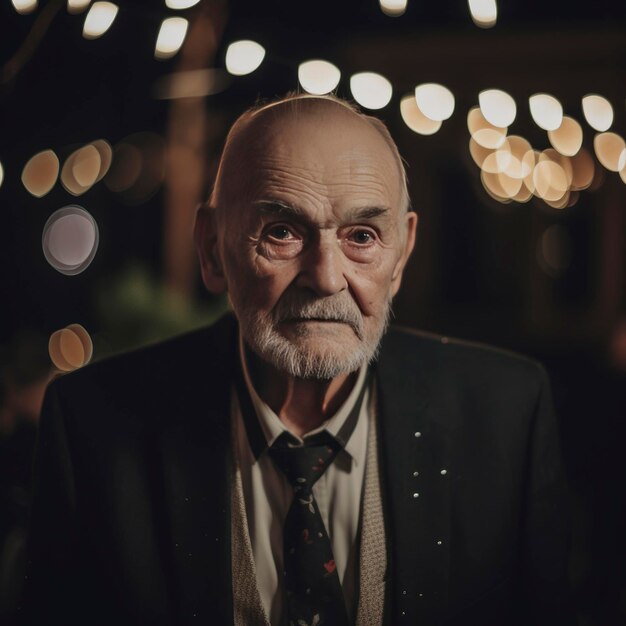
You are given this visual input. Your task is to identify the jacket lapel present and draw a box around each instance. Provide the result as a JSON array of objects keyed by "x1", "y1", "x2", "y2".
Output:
[
  {"x1": 156, "y1": 315, "x2": 239, "y2": 625},
  {"x1": 376, "y1": 328, "x2": 452, "y2": 622}
]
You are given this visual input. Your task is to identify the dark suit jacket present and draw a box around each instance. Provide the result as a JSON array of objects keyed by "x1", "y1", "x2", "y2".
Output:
[{"x1": 18, "y1": 313, "x2": 573, "y2": 625}]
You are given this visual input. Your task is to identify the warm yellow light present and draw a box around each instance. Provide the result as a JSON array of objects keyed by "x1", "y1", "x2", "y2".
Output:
[
  {"x1": 480, "y1": 170, "x2": 510, "y2": 204},
  {"x1": 481, "y1": 148, "x2": 511, "y2": 174},
  {"x1": 165, "y1": 0, "x2": 200, "y2": 8},
  {"x1": 61, "y1": 145, "x2": 101, "y2": 195},
  {"x1": 401, "y1": 95, "x2": 442, "y2": 135},
  {"x1": 533, "y1": 159, "x2": 568, "y2": 202},
  {"x1": 67, "y1": 0, "x2": 91, "y2": 14},
  {"x1": 467, "y1": 106, "x2": 507, "y2": 149},
  {"x1": 48, "y1": 325, "x2": 93, "y2": 371},
  {"x1": 22, "y1": 149, "x2": 59, "y2": 198},
  {"x1": 468, "y1": 0, "x2": 497, "y2": 27},
  {"x1": 379, "y1": 0, "x2": 407, "y2": 17},
  {"x1": 67, "y1": 323, "x2": 93, "y2": 364},
  {"x1": 90, "y1": 139, "x2": 113, "y2": 182},
  {"x1": 582, "y1": 94, "x2": 613, "y2": 132},
  {"x1": 479, "y1": 89, "x2": 516, "y2": 128},
  {"x1": 298, "y1": 60, "x2": 341, "y2": 96},
  {"x1": 414, "y1": 83, "x2": 455, "y2": 122},
  {"x1": 12, "y1": 0, "x2": 37, "y2": 15},
  {"x1": 155, "y1": 17, "x2": 188, "y2": 60},
  {"x1": 225, "y1": 40, "x2": 265, "y2": 76},
  {"x1": 594, "y1": 132, "x2": 626, "y2": 172},
  {"x1": 529, "y1": 93, "x2": 563, "y2": 131},
  {"x1": 349, "y1": 72, "x2": 392, "y2": 110},
  {"x1": 83, "y1": 1, "x2": 118, "y2": 39},
  {"x1": 569, "y1": 149, "x2": 595, "y2": 191},
  {"x1": 42, "y1": 206, "x2": 99, "y2": 275},
  {"x1": 502, "y1": 135, "x2": 533, "y2": 179},
  {"x1": 0, "y1": 162, "x2": 5, "y2": 189},
  {"x1": 548, "y1": 116, "x2": 583, "y2": 157}
]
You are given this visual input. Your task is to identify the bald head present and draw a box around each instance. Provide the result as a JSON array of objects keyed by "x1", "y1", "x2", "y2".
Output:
[{"x1": 209, "y1": 94, "x2": 410, "y2": 217}]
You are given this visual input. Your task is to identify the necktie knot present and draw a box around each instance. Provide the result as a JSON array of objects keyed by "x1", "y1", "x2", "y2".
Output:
[{"x1": 269, "y1": 431, "x2": 341, "y2": 496}]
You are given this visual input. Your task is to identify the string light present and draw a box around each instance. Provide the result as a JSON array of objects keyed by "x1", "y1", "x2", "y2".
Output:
[
  {"x1": 349, "y1": 72, "x2": 392, "y2": 110},
  {"x1": 529, "y1": 93, "x2": 563, "y2": 131},
  {"x1": 83, "y1": 1, "x2": 118, "y2": 39},
  {"x1": 414, "y1": 83, "x2": 455, "y2": 121},
  {"x1": 298, "y1": 60, "x2": 341, "y2": 95},
  {"x1": 479, "y1": 89, "x2": 516, "y2": 127},
  {"x1": 379, "y1": 0, "x2": 407, "y2": 17},
  {"x1": 225, "y1": 40, "x2": 265, "y2": 76},
  {"x1": 582, "y1": 94, "x2": 614, "y2": 132},
  {"x1": 12, "y1": 0, "x2": 37, "y2": 15},
  {"x1": 468, "y1": 0, "x2": 497, "y2": 28},
  {"x1": 155, "y1": 17, "x2": 189, "y2": 60}
]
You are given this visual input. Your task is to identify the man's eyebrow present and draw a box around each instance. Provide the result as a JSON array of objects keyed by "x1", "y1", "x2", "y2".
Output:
[
  {"x1": 253, "y1": 200, "x2": 390, "y2": 221},
  {"x1": 253, "y1": 200, "x2": 307, "y2": 217},
  {"x1": 349, "y1": 206, "x2": 390, "y2": 220}
]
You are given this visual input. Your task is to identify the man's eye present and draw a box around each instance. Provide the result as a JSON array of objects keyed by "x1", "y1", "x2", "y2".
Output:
[
  {"x1": 350, "y1": 230, "x2": 375, "y2": 244},
  {"x1": 266, "y1": 225, "x2": 294, "y2": 240}
]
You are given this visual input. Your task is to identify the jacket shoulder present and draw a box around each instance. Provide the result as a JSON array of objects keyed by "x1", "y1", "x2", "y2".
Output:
[{"x1": 381, "y1": 325, "x2": 548, "y2": 395}]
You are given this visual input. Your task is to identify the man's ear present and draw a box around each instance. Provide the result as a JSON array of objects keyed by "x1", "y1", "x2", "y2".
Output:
[
  {"x1": 390, "y1": 211, "x2": 418, "y2": 297},
  {"x1": 194, "y1": 205, "x2": 228, "y2": 294}
]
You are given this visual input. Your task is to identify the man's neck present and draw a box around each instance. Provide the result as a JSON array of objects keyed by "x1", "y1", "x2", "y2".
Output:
[{"x1": 247, "y1": 352, "x2": 358, "y2": 439}]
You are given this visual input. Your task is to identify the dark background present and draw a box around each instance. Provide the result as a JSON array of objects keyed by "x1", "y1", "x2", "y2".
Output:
[{"x1": 1, "y1": 0, "x2": 626, "y2": 623}]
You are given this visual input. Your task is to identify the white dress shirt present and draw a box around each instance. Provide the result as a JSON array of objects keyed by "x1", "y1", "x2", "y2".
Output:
[{"x1": 232, "y1": 336, "x2": 371, "y2": 625}]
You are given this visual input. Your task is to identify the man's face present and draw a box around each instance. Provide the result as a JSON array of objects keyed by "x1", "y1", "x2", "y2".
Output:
[{"x1": 211, "y1": 101, "x2": 416, "y2": 379}]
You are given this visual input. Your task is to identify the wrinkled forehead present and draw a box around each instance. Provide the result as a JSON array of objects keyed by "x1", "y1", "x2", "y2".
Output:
[{"x1": 218, "y1": 99, "x2": 402, "y2": 209}]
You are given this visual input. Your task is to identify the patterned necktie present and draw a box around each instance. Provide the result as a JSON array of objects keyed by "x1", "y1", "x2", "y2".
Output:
[{"x1": 269, "y1": 431, "x2": 349, "y2": 626}]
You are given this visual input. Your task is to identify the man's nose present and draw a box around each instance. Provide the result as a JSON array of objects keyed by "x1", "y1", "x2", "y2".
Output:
[{"x1": 295, "y1": 235, "x2": 347, "y2": 297}]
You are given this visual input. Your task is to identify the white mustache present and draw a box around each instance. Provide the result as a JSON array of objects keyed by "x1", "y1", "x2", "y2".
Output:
[{"x1": 273, "y1": 292, "x2": 364, "y2": 339}]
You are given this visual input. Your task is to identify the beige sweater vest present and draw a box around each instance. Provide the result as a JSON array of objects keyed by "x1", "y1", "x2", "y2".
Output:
[{"x1": 230, "y1": 387, "x2": 387, "y2": 626}]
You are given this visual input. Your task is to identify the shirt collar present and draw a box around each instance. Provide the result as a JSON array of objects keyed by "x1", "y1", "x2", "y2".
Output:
[{"x1": 236, "y1": 332, "x2": 369, "y2": 461}]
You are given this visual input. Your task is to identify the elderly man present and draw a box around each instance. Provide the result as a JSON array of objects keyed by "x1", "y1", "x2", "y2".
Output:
[{"x1": 19, "y1": 94, "x2": 572, "y2": 626}]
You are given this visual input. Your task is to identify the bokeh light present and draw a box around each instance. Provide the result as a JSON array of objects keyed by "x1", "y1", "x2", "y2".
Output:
[
  {"x1": 350, "y1": 72, "x2": 392, "y2": 110},
  {"x1": 379, "y1": 0, "x2": 407, "y2": 17},
  {"x1": 42, "y1": 206, "x2": 99, "y2": 275},
  {"x1": 298, "y1": 60, "x2": 341, "y2": 95},
  {"x1": 0, "y1": 162, "x2": 4, "y2": 189},
  {"x1": 67, "y1": 0, "x2": 91, "y2": 14},
  {"x1": 83, "y1": 1, "x2": 118, "y2": 39},
  {"x1": 533, "y1": 158, "x2": 569, "y2": 204},
  {"x1": 165, "y1": 0, "x2": 200, "y2": 8},
  {"x1": 468, "y1": 0, "x2": 497, "y2": 28},
  {"x1": 569, "y1": 148, "x2": 595, "y2": 190},
  {"x1": 12, "y1": 0, "x2": 37, "y2": 15},
  {"x1": 225, "y1": 40, "x2": 265, "y2": 76},
  {"x1": 594, "y1": 132, "x2": 626, "y2": 172},
  {"x1": 401, "y1": 95, "x2": 441, "y2": 135},
  {"x1": 155, "y1": 17, "x2": 188, "y2": 60},
  {"x1": 22, "y1": 149, "x2": 59, "y2": 198},
  {"x1": 548, "y1": 116, "x2": 583, "y2": 157},
  {"x1": 414, "y1": 83, "x2": 455, "y2": 121},
  {"x1": 467, "y1": 106, "x2": 507, "y2": 149},
  {"x1": 478, "y1": 89, "x2": 516, "y2": 128},
  {"x1": 529, "y1": 93, "x2": 563, "y2": 131},
  {"x1": 90, "y1": 139, "x2": 113, "y2": 182},
  {"x1": 61, "y1": 144, "x2": 102, "y2": 195},
  {"x1": 48, "y1": 324, "x2": 93, "y2": 372},
  {"x1": 582, "y1": 94, "x2": 613, "y2": 132}
]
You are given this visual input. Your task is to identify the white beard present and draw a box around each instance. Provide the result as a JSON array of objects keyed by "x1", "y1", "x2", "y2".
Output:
[{"x1": 233, "y1": 289, "x2": 391, "y2": 380}]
